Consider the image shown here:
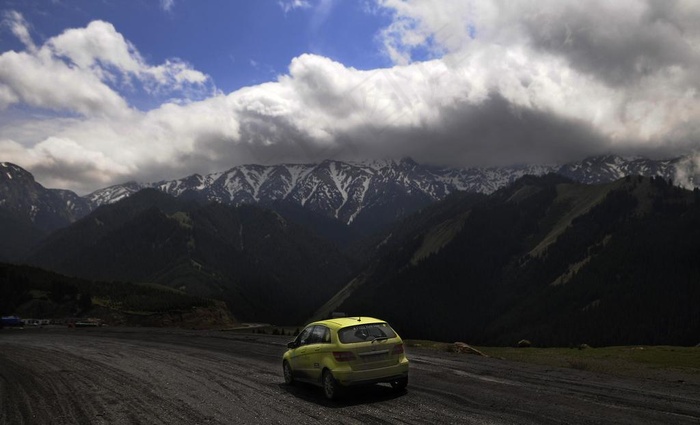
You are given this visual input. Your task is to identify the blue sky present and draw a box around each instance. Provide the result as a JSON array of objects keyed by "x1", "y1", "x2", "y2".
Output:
[
  {"x1": 1, "y1": 0, "x2": 394, "y2": 109},
  {"x1": 1, "y1": 0, "x2": 699, "y2": 193}
]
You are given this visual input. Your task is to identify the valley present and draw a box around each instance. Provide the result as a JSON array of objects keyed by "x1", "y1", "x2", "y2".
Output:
[{"x1": 1, "y1": 157, "x2": 700, "y2": 347}]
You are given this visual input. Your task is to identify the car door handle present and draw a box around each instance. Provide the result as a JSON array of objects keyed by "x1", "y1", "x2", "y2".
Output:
[{"x1": 314, "y1": 347, "x2": 321, "y2": 352}]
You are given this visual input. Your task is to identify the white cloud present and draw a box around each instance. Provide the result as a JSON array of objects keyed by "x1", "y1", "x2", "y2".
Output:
[
  {"x1": 0, "y1": 13, "x2": 211, "y2": 118},
  {"x1": 675, "y1": 153, "x2": 700, "y2": 189},
  {"x1": 374, "y1": 0, "x2": 700, "y2": 147},
  {"x1": 145, "y1": 59, "x2": 210, "y2": 96},
  {"x1": 0, "y1": 49, "x2": 131, "y2": 117},
  {"x1": 279, "y1": 0, "x2": 311, "y2": 14},
  {"x1": 2, "y1": 10, "x2": 36, "y2": 51},
  {"x1": 310, "y1": 0, "x2": 335, "y2": 31},
  {"x1": 47, "y1": 20, "x2": 143, "y2": 75},
  {"x1": 2, "y1": 2, "x2": 700, "y2": 193},
  {"x1": 0, "y1": 136, "x2": 132, "y2": 190},
  {"x1": 160, "y1": 0, "x2": 175, "y2": 12}
]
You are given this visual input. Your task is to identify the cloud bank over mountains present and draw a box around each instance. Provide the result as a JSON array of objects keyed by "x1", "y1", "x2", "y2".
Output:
[{"x1": 1, "y1": 1, "x2": 699, "y2": 194}]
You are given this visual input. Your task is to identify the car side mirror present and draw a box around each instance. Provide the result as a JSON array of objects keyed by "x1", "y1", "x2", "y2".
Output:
[{"x1": 287, "y1": 341, "x2": 297, "y2": 349}]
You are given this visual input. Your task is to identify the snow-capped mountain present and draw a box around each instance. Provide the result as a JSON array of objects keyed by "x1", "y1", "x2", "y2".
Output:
[
  {"x1": 557, "y1": 155, "x2": 683, "y2": 185},
  {"x1": 2, "y1": 154, "x2": 697, "y2": 241},
  {"x1": 86, "y1": 154, "x2": 696, "y2": 228},
  {"x1": 0, "y1": 162, "x2": 91, "y2": 232},
  {"x1": 86, "y1": 158, "x2": 561, "y2": 227}
]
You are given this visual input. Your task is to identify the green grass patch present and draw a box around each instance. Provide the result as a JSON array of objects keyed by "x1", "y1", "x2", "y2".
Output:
[
  {"x1": 478, "y1": 346, "x2": 700, "y2": 373},
  {"x1": 406, "y1": 341, "x2": 700, "y2": 380},
  {"x1": 411, "y1": 212, "x2": 469, "y2": 265},
  {"x1": 529, "y1": 182, "x2": 618, "y2": 257}
]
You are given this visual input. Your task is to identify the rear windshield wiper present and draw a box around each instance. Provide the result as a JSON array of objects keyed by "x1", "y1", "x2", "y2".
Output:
[{"x1": 371, "y1": 336, "x2": 389, "y2": 343}]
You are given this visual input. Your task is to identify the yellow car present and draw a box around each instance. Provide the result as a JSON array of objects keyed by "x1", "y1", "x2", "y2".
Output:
[{"x1": 282, "y1": 317, "x2": 409, "y2": 400}]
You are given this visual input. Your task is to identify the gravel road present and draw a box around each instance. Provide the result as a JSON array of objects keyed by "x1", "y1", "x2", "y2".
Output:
[{"x1": 1, "y1": 327, "x2": 698, "y2": 424}]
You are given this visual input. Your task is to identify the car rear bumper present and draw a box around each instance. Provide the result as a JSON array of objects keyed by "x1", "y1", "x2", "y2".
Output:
[{"x1": 334, "y1": 361, "x2": 409, "y2": 387}]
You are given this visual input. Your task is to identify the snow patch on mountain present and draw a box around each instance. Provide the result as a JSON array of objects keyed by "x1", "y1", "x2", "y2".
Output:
[{"x1": 78, "y1": 155, "x2": 699, "y2": 227}]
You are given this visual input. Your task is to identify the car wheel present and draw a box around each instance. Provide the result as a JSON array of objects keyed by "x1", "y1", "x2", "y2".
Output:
[
  {"x1": 283, "y1": 361, "x2": 294, "y2": 385},
  {"x1": 390, "y1": 377, "x2": 408, "y2": 391},
  {"x1": 322, "y1": 370, "x2": 340, "y2": 400}
]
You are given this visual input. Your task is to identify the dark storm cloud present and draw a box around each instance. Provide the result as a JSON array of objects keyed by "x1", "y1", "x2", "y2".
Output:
[
  {"x1": 521, "y1": 4, "x2": 699, "y2": 87},
  {"x1": 336, "y1": 92, "x2": 611, "y2": 168}
]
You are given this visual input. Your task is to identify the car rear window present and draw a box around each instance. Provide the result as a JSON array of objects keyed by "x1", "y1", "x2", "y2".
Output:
[{"x1": 338, "y1": 323, "x2": 397, "y2": 343}]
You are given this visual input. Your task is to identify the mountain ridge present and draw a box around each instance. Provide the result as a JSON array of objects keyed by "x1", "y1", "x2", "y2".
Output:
[
  {"x1": 1, "y1": 155, "x2": 698, "y2": 255},
  {"x1": 5, "y1": 165, "x2": 700, "y2": 344},
  {"x1": 83, "y1": 154, "x2": 698, "y2": 229},
  {"x1": 334, "y1": 174, "x2": 700, "y2": 346}
]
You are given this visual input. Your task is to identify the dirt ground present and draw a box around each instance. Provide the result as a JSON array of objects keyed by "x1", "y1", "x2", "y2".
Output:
[{"x1": 1, "y1": 327, "x2": 699, "y2": 424}]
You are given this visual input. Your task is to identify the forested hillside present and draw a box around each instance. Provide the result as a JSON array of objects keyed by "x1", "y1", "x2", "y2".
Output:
[
  {"x1": 337, "y1": 175, "x2": 700, "y2": 346},
  {"x1": 26, "y1": 190, "x2": 355, "y2": 325},
  {"x1": 0, "y1": 263, "x2": 228, "y2": 327}
]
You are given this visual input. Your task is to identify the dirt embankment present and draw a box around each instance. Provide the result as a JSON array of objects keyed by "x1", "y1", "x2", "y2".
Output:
[{"x1": 87, "y1": 300, "x2": 237, "y2": 329}]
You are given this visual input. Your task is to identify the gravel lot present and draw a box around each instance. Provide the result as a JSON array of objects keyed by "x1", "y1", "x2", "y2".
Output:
[{"x1": 1, "y1": 327, "x2": 699, "y2": 424}]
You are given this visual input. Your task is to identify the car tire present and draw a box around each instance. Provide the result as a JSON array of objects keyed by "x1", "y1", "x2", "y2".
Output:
[
  {"x1": 322, "y1": 370, "x2": 340, "y2": 400},
  {"x1": 390, "y1": 377, "x2": 408, "y2": 392},
  {"x1": 283, "y1": 361, "x2": 294, "y2": 385}
]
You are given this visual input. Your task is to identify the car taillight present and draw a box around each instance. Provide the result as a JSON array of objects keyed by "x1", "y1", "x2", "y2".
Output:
[
  {"x1": 392, "y1": 344, "x2": 404, "y2": 355},
  {"x1": 332, "y1": 351, "x2": 356, "y2": 362}
]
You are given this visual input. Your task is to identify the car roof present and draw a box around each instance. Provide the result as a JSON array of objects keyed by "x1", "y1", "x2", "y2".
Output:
[{"x1": 308, "y1": 317, "x2": 385, "y2": 330}]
